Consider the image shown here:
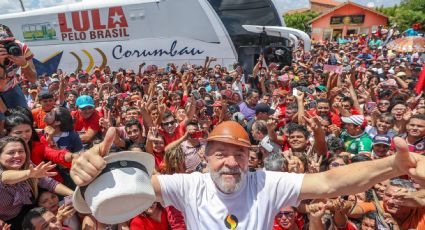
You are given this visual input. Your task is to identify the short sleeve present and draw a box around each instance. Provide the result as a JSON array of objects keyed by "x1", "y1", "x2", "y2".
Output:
[
  {"x1": 38, "y1": 176, "x2": 59, "y2": 191},
  {"x1": 157, "y1": 173, "x2": 201, "y2": 211},
  {"x1": 264, "y1": 171, "x2": 305, "y2": 210}
]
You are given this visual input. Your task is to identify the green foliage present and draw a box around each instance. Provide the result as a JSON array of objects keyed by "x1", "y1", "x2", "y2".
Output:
[
  {"x1": 283, "y1": 11, "x2": 321, "y2": 32},
  {"x1": 375, "y1": 0, "x2": 425, "y2": 31}
]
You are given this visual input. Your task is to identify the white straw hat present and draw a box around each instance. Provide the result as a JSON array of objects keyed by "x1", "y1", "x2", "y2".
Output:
[{"x1": 73, "y1": 151, "x2": 155, "y2": 224}]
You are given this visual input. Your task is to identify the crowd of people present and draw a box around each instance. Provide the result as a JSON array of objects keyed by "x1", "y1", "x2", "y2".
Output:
[{"x1": 0, "y1": 21, "x2": 425, "y2": 229}]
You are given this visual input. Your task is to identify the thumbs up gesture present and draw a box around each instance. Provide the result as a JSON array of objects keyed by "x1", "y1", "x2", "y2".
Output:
[{"x1": 70, "y1": 127, "x2": 116, "y2": 186}]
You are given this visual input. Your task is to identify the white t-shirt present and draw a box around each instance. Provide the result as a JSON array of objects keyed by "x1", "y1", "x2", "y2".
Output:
[{"x1": 158, "y1": 171, "x2": 304, "y2": 230}]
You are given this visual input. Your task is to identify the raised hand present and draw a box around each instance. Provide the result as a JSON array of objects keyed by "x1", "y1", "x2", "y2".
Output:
[
  {"x1": 294, "y1": 91, "x2": 305, "y2": 102},
  {"x1": 28, "y1": 161, "x2": 57, "y2": 179},
  {"x1": 393, "y1": 189, "x2": 425, "y2": 208},
  {"x1": 70, "y1": 127, "x2": 117, "y2": 186},
  {"x1": 394, "y1": 137, "x2": 425, "y2": 186},
  {"x1": 56, "y1": 204, "x2": 76, "y2": 222},
  {"x1": 303, "y1": 115, "x2": 319, "y2": 131},
  {"x1": 308, "y1": 153, "x2": 323, "y2": 173},
  {"x1": 307, "y1": 199, "x2": 327, "y2": 219},
  {"x1": 147, "y1": 127, "x2": 160, "y2": 142},
  {"x1": 283, "y1": 149, "x2": 301, "y2": 173}
]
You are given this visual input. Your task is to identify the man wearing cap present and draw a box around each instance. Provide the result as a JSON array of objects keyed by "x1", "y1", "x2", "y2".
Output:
[
  {"x1": 371, "y1": 134, "x2": 392, "y2": 159},
  {"x1": 0, "y1": 24, "x2": 37, "y2": 120},
  {"x1": 341, "y1": 115, "x2": 373, "y2": 156},
  {"x1": 32, "y1": 92, "x2": 56, "y2": 129},
  {"x1": 71, "y1": 95, "x2": 101, "y2": 145},
  {"x1": 71, "y1": 124, "x2": 425, "y2": 229}
]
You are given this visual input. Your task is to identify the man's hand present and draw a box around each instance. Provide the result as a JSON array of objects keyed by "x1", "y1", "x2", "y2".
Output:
[
  {"x1": 393, "y1": 189, "x2": 425, "y2": 207},
  {"x1": 70, "y1": 127, "x2": 116, "y2": 186},
  {"x1": 6, "y1": 53, "x2": 27, "y2": 67},
  {"x1": 394, "y1": 137, "x2": 425, "y2": 186}
]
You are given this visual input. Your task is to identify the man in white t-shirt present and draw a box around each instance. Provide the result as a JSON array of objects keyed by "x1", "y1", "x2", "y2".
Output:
[{"x1": 70, "y1": 123, "x2": 425, "y2": 229}]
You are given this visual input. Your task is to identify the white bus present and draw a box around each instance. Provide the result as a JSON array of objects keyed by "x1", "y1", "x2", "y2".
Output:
[{"x1": 0, "y1": 0, "x2": 310, "y2": 75}]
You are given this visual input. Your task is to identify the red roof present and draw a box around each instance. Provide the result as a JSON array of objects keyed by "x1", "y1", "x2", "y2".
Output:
[
  {"x1": 310, "y1": 0, "x2": 342, "y2": 7},
  {"x1": 309, "y1": 1, "x2": 389, "y2": 24}
]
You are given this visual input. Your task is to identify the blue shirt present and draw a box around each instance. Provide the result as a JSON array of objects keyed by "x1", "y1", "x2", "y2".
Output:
[{"x1": 54, "y1": 131, "x2": 84, "y2": 152}]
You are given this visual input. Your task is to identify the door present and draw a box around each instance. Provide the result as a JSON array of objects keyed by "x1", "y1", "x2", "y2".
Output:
[{"x1": 332, "y1": 29, "x2": 343, "y2": 41}]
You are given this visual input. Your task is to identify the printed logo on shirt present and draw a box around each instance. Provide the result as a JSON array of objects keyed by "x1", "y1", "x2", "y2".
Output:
[{"x1": 224, "y1": 214, "x2": 238, "y2": 229}]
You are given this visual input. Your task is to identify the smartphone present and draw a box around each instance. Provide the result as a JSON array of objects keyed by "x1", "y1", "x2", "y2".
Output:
[
  {"x1": 292, "y1": 88, "x2": 298, "y2": 96},
  {"x1": 367, "y1": 102, "x2": 377, "y2": 111}
]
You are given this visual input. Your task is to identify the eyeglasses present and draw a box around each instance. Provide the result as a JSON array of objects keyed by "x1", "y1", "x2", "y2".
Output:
[
  {"x1": 161, "y1": 121, "x2": 176, "y2": 126},
  {"x1": 378, "y1": 102, "x2": 390, "y2": 106},
  {"x1": 277, "y1": 211, "x2": 295, "y2": 218}
]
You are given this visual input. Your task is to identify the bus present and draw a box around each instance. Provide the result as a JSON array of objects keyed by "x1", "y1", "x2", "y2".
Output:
[{"x1": 0, "y1": 0, "x2": 310, "y2": 75}]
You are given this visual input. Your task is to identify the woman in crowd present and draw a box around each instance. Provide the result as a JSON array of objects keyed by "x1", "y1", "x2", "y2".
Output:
[
  {"x1": 4, "y1": 113, "x2": 77, "y2": 184},
  {"x1": 0, "y1": 136, "x2": 72, "y2": 229},
  {"x1": 36, "y1": 189, "x2": 80, "y2": 229}
]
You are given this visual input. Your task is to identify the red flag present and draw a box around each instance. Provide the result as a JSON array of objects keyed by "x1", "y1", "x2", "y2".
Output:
[{"x1": 415, "y1": 64, "x2": 425, "y2": 95}]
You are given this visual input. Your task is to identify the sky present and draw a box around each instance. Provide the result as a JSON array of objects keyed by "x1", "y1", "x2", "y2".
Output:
[{"x1": 0, "y1": 0, "x2": 402, "y2": 15}]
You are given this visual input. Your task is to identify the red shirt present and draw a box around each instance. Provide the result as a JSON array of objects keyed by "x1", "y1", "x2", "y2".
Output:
[
  {"x1": 159, "y1": 121, "x2": 186, "y2": 146},
  {"x1": 130, "y1": 209, "x2": 169, "y2": 230},
  {"x1": 71, "y1": 110, "x2": 101, "y2": 133},
  {"x1": 32, "y1": 107, "x2": 48, "y2": 129},
  {"x1": 30, "y1": 141, "x2": 71, "y2": 183}
]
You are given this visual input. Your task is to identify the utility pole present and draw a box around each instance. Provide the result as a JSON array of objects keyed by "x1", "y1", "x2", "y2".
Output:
[{"x1": 19, "y1": 0, "x2": 26, "y2": 12}]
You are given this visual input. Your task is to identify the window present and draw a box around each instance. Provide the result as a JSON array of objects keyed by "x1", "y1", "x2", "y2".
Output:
[
  {"x1": 359, "y1": 27, "x2": 369, "y2": 35},
  {"x1": 323, "y1": 29, "x2": 333, "y2": 41}
]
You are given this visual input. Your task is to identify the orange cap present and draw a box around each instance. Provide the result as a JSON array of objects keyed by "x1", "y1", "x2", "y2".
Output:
[{"x1": 207, "y1": 121, "x2": 251, "y2": 148}]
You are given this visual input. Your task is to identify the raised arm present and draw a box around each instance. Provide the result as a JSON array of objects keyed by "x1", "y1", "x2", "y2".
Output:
[{"x1": 299, "y1": 137, "x2": 425, "y2": 201}]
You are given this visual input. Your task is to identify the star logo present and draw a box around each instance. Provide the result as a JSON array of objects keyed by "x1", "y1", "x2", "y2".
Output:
[
  {"x1": 33, "y1": 51, "x2": 63, "y2": 76},
  {"x1": 110, "y1": 12, "x2": 122, "y2": 24}
]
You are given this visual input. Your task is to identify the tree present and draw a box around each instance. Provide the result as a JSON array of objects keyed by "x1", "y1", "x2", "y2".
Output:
[
  {"x1": 375, "y1": 0, "x2": 425, "y2": 31},
  {"x1": 283, "y1": 11, "x2": 321, "y2": 33}
]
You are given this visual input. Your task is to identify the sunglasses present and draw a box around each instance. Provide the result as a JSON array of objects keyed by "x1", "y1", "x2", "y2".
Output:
[
  {"x1": 277, "y1": 211, "x2": 295, "y2": 218},
  {"x1": 161, "y1": 121, "x2": 176, "y2": 126}
]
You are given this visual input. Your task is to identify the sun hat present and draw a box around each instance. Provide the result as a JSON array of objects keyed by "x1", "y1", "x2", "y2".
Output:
[
  {"x1": 76, "y1": 95, "x2": 94, "y2": 108},
  {"x1": 73, "y1": 151, "x2": 155, "y2": 224},
  {"x1": 207, "y1": 121, "x2": 251, "y2": 148}
]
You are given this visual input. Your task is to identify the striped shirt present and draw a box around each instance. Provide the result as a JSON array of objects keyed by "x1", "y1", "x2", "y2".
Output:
[{"x1": 0, "y1": 165, "x2": 59, "y2": 221}]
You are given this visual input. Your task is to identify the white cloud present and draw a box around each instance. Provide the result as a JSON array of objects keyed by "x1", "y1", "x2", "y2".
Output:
[
  {"x1": 0, "y1": 0, "x2": 24, "y2": 14},
  {"x1": 0, "y1": 0, "x2": 78, "y2": 15}
]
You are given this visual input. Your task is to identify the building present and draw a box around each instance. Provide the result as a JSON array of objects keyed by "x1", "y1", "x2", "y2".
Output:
[
  {"x1": 284, "y1": 0, "x2": 341, "y2": 15},
  {"x1": 310, "y1": 0, "x2": 341, "y2": 14},
  {"x1": 309, "y1": 1, "x2": 388, "y2": 42}
]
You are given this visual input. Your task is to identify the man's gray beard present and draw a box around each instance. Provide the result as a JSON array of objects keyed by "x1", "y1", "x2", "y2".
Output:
[{"x1": 209, "y1": 165, "x2": 247, "y2": 194}]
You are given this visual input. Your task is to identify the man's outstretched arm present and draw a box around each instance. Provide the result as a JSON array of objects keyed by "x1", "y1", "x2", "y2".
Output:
[{"x1": 299, "y1": 137, "x2": 425, "y2": 201}]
